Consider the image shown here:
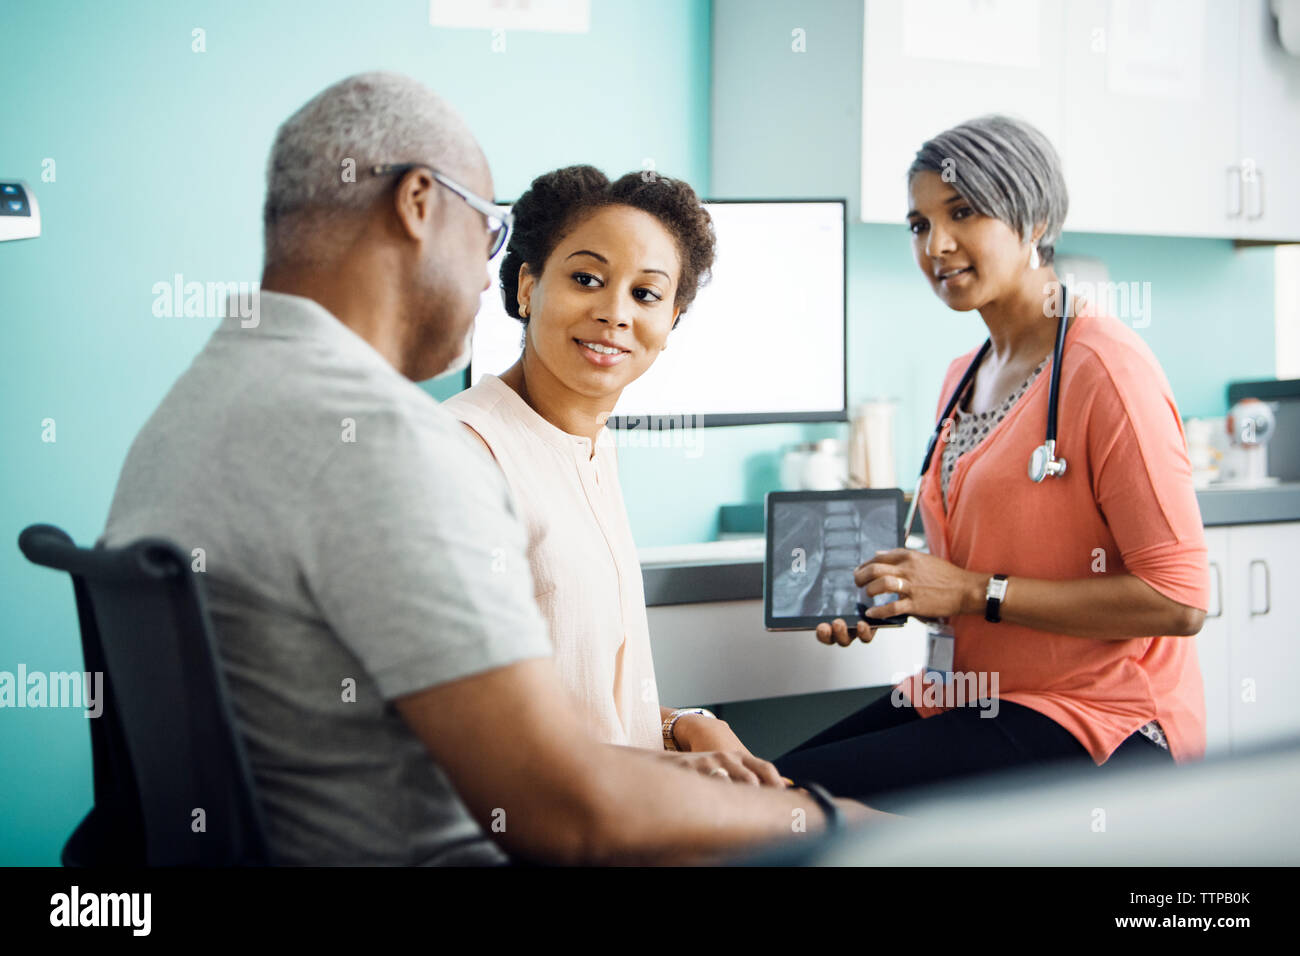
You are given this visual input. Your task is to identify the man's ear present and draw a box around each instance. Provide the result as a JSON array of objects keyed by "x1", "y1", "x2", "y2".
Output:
[{"x1": 394, "y1": 167, "x2": 439, "y2": 244}]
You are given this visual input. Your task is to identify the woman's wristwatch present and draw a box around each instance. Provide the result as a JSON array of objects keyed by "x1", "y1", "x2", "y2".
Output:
[
  {"x1": 662, "y1": 707, "x2": 716, "y2": 751},
  {"x1": 985, "y1": 573, "x2": 1009, "y2": 623}
]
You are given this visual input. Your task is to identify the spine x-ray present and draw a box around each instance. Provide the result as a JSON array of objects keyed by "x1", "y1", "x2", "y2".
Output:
[{"x1": 770, "y1": 497, "x2": 899, "y2": 618}]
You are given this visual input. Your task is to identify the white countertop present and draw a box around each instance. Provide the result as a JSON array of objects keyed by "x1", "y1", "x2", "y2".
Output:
[{"x1": 638, "y1": 537, "x2": 765, "y2": 566}]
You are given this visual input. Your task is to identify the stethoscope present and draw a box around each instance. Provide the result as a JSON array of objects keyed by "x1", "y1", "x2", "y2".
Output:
[{"x1": 902, "y1": 284, "x2": 1071, "y2": 543}]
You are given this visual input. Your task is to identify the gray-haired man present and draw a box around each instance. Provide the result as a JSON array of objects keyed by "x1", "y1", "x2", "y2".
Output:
[{"x1": 101, "y1": 72, "x2": 874, "y2": 865}]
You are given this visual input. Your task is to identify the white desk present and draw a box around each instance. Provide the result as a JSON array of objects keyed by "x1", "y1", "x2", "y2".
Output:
[{"x1": 641, "y1": 539, "x2": 927, "y2": 705}]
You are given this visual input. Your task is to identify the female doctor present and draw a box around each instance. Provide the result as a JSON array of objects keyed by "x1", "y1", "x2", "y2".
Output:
[{"x1": 773, "y1": 115, "x2": 1210, "y2": 806}]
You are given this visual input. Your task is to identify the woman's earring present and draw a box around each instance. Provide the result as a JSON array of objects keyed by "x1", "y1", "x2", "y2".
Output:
[{"x1": 1029, "y1": 246, "x2": 1041, "y2": 270}]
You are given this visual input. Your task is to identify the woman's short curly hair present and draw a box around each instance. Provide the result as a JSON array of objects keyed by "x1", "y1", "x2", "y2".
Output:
[{"x1": 499, "y1": 165, "x2": 715, "y2": 328}]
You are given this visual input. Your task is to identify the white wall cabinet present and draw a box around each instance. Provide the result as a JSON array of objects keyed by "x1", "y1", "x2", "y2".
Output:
[
  {"x1": 861, "y1": 0, "x2": 1300, "y2": 241},
  {"x1": 1235, "y1": 0, "x2": 1300, "y2": 240},
  {"x1": 860, "y1": 0, "x2": 1066, "y2": 225},
  {"x1": 1061, "y1": 0, "x2": 1241, "y2": 238},
  {"x1": 1198, "y1": 521, "x2": 1300, "y2": 757}
]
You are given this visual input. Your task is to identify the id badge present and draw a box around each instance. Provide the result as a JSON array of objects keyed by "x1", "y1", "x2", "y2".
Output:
[{"x1": 925, "y1": 620, "x2": 955, "y2": 684}]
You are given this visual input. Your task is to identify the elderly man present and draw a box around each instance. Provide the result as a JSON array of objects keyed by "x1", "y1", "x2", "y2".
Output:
[{"x1": 101, "y1": 72, "x2": 872, "y2": 865}]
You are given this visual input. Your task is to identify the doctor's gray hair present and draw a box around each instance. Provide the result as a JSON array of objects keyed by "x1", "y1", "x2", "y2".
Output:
[
  {"x1": 908, "y1": 115, "x2": 1068, "y2": 266},
  {"x1": 262, "y1": 71, "x2": 484, "y2": 269}
]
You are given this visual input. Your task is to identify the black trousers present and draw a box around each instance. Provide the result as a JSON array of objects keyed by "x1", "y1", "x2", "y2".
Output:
[{"x1": 773, "y1": 691, "x2": 1173, "y2": 811}]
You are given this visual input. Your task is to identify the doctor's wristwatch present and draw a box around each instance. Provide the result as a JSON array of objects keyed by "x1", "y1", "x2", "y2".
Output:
[
  {"x1": 662, "y1": 707, "x2": 716, "y2": 751},
  {"x1": 984, "y1": 574, "x2": 1010, "y2": 623}
]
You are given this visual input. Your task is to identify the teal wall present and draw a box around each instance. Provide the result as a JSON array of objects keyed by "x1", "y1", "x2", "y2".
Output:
[
  {"x1": 0, "y1": 0, "x2": 1277, "y2": 865},
  {"x1": 0, "y1": 0, "x2": 710, "y2": 866}
]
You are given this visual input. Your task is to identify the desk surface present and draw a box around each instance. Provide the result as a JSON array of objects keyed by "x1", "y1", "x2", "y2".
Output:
[{"x1": 642, "y1": 486, "x2": 1300, "y2": 607}]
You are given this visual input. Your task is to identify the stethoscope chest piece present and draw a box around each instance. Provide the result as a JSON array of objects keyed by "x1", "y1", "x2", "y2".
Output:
[
  {"x1": 1029, "y1": 439, "x2": 1067, "y2": 482},
  {"x1": 905, "y1": 284, "x2": 1073, "y2": 540}
]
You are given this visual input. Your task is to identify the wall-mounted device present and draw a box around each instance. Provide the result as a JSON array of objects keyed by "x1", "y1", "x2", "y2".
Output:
[{"x1": 0, "y1": 180, "x2": 41, "y2": 241}]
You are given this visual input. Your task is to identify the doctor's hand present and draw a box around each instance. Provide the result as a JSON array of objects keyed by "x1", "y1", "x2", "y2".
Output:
[
  {"x1": 857, "y1": 548, "x2": 983, "y2": 622},
  {"x1": 814, "y1": 616, "x2": 878, "y2": 647}
]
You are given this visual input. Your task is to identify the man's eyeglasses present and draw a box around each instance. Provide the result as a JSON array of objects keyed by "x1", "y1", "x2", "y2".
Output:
[{"x1": 371, "y1": 163, "x2": 513, "y2": 258}]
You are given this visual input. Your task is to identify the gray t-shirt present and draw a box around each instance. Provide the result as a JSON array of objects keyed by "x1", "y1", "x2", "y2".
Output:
[{"x1": 101, "y1": 290, "x2": 552, "y2": 865}]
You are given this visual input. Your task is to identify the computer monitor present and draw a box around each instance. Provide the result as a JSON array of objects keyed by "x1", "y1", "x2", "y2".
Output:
[{"x1": 468, "y1": 199, "x2": 847, "y2": 427}]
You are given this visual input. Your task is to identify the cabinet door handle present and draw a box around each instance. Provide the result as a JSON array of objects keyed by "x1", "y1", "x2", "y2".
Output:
[
  {"x1": 1208, "y1": 561, "x2": 1223, "y2": 619},
  {"x1": 1249, "y1": 558, "x2": 1271, "y2": 617},
  {"x1": 1226, "y1": 165, "x2": 1243, "y2": 218},
  {"x1": 1246, "y1": 168, "x2": 1265, "y2": 220}
]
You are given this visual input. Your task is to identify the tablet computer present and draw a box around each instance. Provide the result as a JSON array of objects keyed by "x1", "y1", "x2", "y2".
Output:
[{"x1": 764, "y1": 488, "x2": 909, "y2": 631}]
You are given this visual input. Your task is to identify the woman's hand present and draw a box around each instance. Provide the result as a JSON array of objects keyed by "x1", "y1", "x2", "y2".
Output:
[
  {"x1": 663, "y1": 715, "x2": 783, "y2": 786},
  {"x1": 857, "y1": 548, "x2": 983, "y2": 621},
  {"x1": 814, "y1": 616, "x2": 878, "y2": 647},
  {"x1": 658, "y1": 749, "x2": 786, "y2": 787},
  {"x1": 813, "y1": 549, "x2": 982, "y2": 646},
  {"x1": 671, "y1": 713, "x2": 747, "y2": 753}
]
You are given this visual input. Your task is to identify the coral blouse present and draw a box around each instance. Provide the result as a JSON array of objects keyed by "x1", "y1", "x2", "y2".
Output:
[{"x1": 895, "y1": 303, "x2": 1210, "y2": 764}]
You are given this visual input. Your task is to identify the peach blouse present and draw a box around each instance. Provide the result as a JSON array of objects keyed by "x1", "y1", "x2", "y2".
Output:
[{"x1": 443, "y1": 375, "x2": 663, "y2": 750}]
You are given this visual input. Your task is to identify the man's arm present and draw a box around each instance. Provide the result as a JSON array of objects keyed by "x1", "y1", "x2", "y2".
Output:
[{"x1": 395, "y1": 657, "x2": 880, "y2": 865}]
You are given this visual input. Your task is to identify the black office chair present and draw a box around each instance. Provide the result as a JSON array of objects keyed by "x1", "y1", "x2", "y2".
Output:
[{"x1": 18, "y1": 524, "x2": 270, "y2": 866}]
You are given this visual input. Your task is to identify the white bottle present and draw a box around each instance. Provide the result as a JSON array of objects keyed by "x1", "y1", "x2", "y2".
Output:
[{"x1": 849, "y1": 401, "x2": 897, "y2": 488}]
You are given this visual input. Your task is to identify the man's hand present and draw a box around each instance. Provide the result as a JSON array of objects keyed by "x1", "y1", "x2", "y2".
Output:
[{"x1": 837, "y1": 798, "x2": 901, "y2": 823}]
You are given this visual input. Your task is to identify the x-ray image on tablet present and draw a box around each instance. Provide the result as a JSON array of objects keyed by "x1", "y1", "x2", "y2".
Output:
[{"x1": 764, "y1": 489, "x2": 907, "y2": 631}]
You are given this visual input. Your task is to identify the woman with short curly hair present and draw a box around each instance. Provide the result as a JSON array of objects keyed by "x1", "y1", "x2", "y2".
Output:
[{"x1": 444, "y1": 166, "x2": 774, "y2": 782}]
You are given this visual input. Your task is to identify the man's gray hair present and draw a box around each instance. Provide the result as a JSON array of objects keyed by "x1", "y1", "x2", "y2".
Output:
[
  {"x1": 908, "y1": 114, "x2": 1068, "y2": 265},
  {"x1": 263, "y1": 71, "x2": 483, "y2": 268}
]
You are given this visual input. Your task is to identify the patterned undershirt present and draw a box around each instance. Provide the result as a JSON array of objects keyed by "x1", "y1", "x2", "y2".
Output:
[{"x1": 938, "y1": 355, "x2": 1169, "y2": 751}]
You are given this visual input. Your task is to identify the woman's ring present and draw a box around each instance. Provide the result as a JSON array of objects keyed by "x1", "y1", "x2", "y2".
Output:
[{"x1": 710, "y1": 768, "x2": 730, "y2": 779}]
